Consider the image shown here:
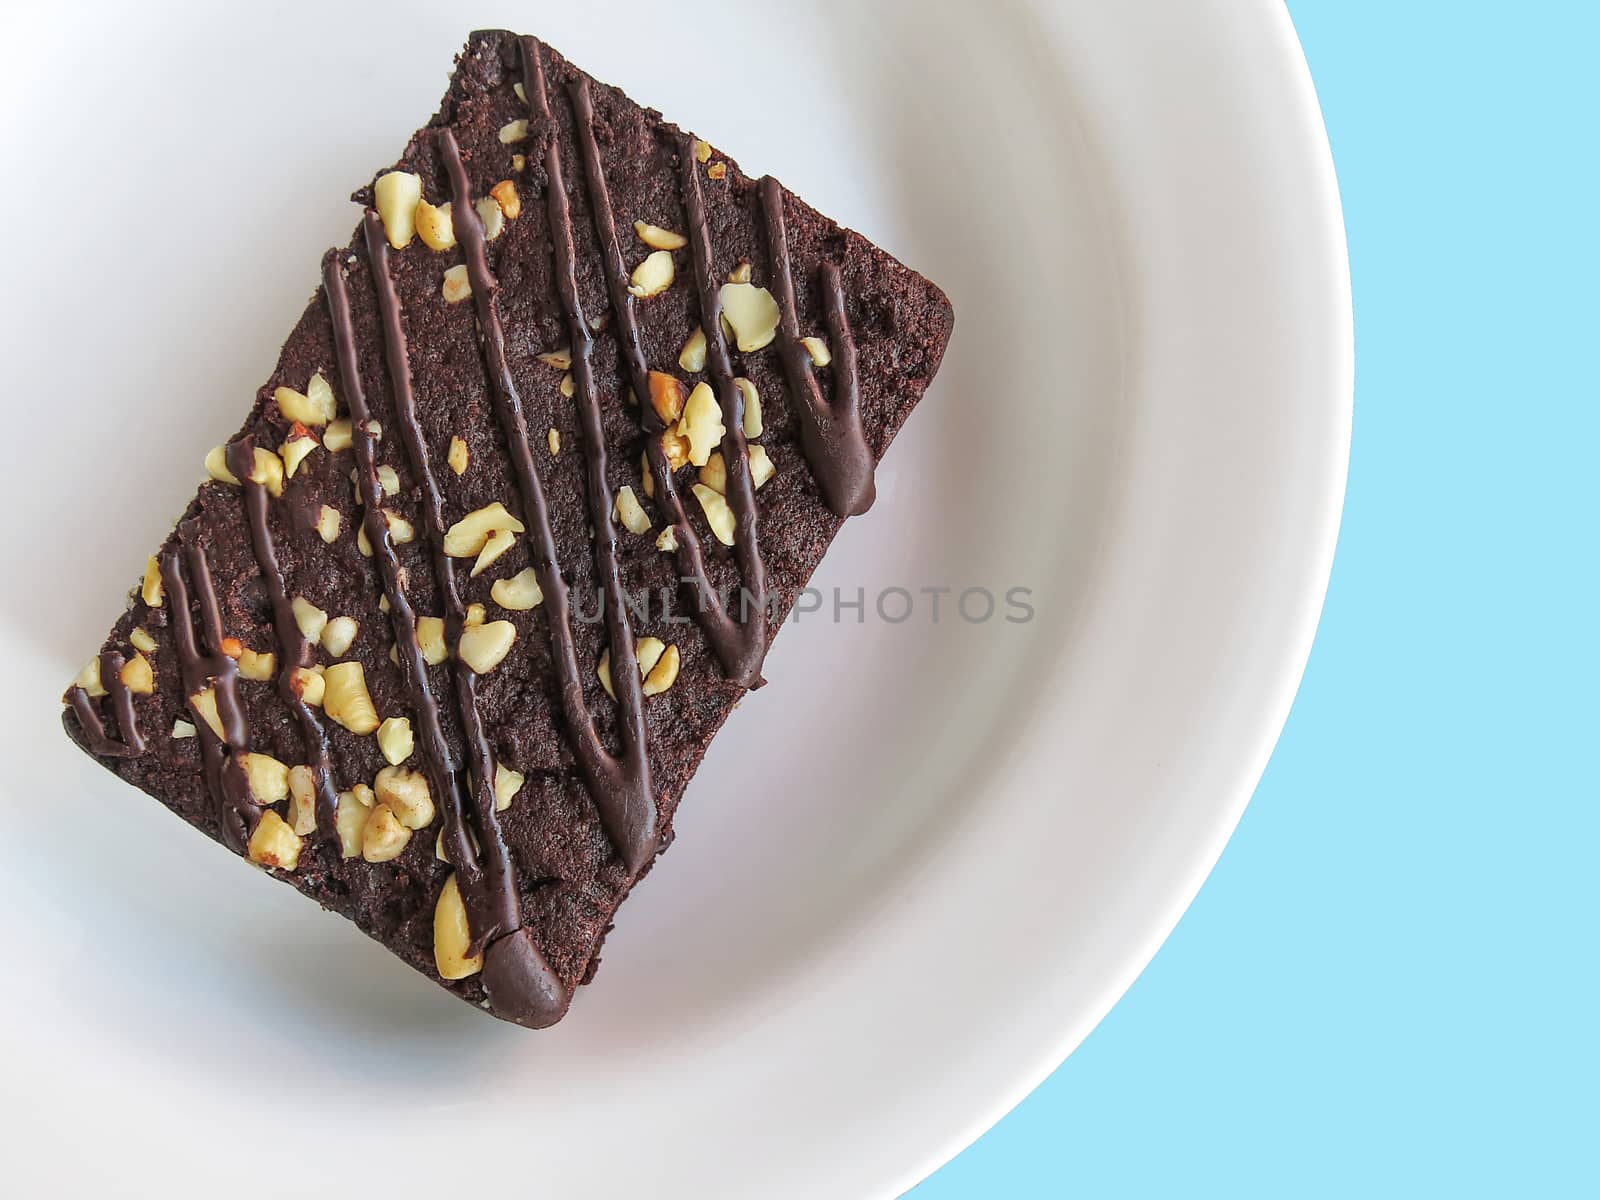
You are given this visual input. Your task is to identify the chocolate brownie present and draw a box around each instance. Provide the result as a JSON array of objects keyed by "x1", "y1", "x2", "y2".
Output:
[{"x1": 61, "y1": 29, "x2": 953, "y2": 1028}]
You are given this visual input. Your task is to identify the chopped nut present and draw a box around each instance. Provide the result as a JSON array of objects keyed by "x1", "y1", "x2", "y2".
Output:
[
  {"x1": 434, "y1": 874, "x2": 483, "y2": 980},
  {"x1": 357, "y1": 524, "x2": 373, "y2": 557},
  {"x1": 559, "y1": 373, "x2": 576, "y2": 400},
  {"x1": 189, "y1": 687, "x2": 224, "y2": 739},
  {"x1": 458, "y1": 621, "x2": 516, "y2": 674},
  {"x1": 656, "y1": 527, "x2": 678, "y2": 553},
  {"x1": 660, "y1": 428, "x2": 691, "y2": 471},
  {"x1": 375, "y1": 764, "x2": 434, "y2": 828},
  {"x1": 291, "y1": 596, "x2": 327, "y2": 644},
  {"x1": 414, "y1": 198, "x2": 456, "y2": 251},
  {"x1": 238, "y1": 648, "x2": 276, "y2": 681},
  {"x1": 490, "y1": 179, "x2": 521, "y2": 220},
  {"x1": 321, "y1": 615, "x2": 358, "y2": 657},
  {"x1": 307, "y1": 371, "x2": 335, "y2": 419},
  {"x1": 335, "y1": 785, "x2": 374, "y2": 858},
  {"x1": 498, "y1": 118, "x2": 529, "y2": 144},
  {"x1": 172, "y1": 719, "x2": 197, "y2": 739},
  {"x1": 490, "y1": 567, "x2": 543, "y2": 611},
  {"x1": 640, "y1": 451, "x2": 654, "y2": 498},
  {"x1": 537, "y1": 347, "x2": 572, "y2": 370},
  {"x1": 443, "y1": 502, "x2": 526, "y2": 557},
  {"x1": 470, "y1": 527, "x2": 517, "y2": 577},
  {"x1": 548, "y1": 428, "x2": 561, "y2": 455},
  {"x1": 628, "y1": 249, "x2": 675, "y2": 298},
  {"x1": 494, "y1": 763, "x2": 525, "y2": 812},
  {"x1": 248, "y1": 446, "x2": 285, "y2": 498},
  {"x1": 361, "y1": 803, "x2": 411, "y2": 862},
  {"x1": 374, "y1": 171, "x2": 423, "y2": 249},
  {"x1": 248, "y1": 810, "x2": 303, "y2": 870},
  {"x1": 275, "y1": 380, "x2": 335, "y2": 426},
  {"x1": 141, "y1": 556, "x2": 164, "y2": 608},
  {"x1": 692, "y1": 139, "x2": 712, "y2": 164},
  {"x1": 379, "y1": 595, "x2": 390, "y2": 613},
  {"x1": 286, "y1": 764, "x2": 318, "y2": 836},
  {"x1": 315, "y1": 504, "x2": 341, "y2": 543},
  {"x1": 322, "y1": 661, "x2": 380, "y2": 734},
  {"x1": 204, "y1": 445, "x2": 238, "y2": 485},
  {"x1": 323, "y1": 418, "x2": 353, "y2": 452},
  {"x1": 513, "y1": 82, "x2": 526, "y2": 102},
  {"x1": 727, "y1": 259, "x2": 752, "y2": 285},
  {"x1": 464, "y1": 603, "x2": 486, "y2": 628},
  {"x1": 366, "y1": 419, "x2": 383, "y2": 439},
  {"x1": 735, "y1": 377, "x2": 762, "y2": 437},
  {"x1": 598, "y1": 637, "x2": 673, "y2": 701},
  {"x1": 692, "y1": 482, "x2": 737, "y2": 546},
  {"x1": 241, "y1": 752, "x2": 290, "y2": 804},
  {"x1": 615, "y1": 485, "x2": 650, "y2": 534},
  {"x1": 130, "y1": 627, "x2": 157, "y2": 654},
  {"x1": 643, "y1": 642, "x2": 680, "y2": 695},
  {"x1": 512, "y1": 152, "x2": 526, "y2": 172},
  {"x1": 376, "y1": 464, "x2": 400, "y2": 495},
  {"x1": 377, "y1": 716, "x2": 413, "y2": 766},
  {"x1": 384, "y1": 509, "x2": 415, "y2": 545},
  {"x1": 280, "y1": 428, "x2": 318, "y2": 478},
  {"x1": 475, "y1": 194, "x2": 506, "y2": 241},
  {"x1": 698, "y1": 454, "x2": 726, "y2": 495},
  {"x1": 749, "y1": 443, "x2": 775, "y2": 489},
  {"x1": 219, "y1": 637, "x2": 243, "y2": 659},
  {"x1": 442, "y1": 264, "x2": 472, "y2": 303},
  {"x1": 707, "y1": 161, "x2": 727, "y2": 180},
  {"x1": 648, "y1": 371, "x2": 686, "y2": 424},
  {"x1": 720, "y1": 283, "x2": 780, "y2": 351},
  {"x1": 448, "y1": 436, "x2": 469, "y2": 475},
  {"x1": 416, "y1": 616, "x2": 448, "y2": 665},
  {"x1": 119, "y1": 652, "x2": 154, "y2": 695},
  {"x1": 634, "y1": 220, "x2": 687, "y2": 250},
  {"x1": 678, "y1": 326, "x2": 707, "y2": 373},
  {"x1": 677, "y1": 381, "x2": 726, "y2": 467},
  {"x1": 801, "y1": 336, "x2": 832, "y2": 367},
  {"x1": 290, "y1": 666, "x2": 325, "y2": 707}
]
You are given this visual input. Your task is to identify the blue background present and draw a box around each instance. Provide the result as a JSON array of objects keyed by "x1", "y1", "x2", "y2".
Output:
[{"x1": 916, "y1": 2, "x2": 1596, "y2": 1195}]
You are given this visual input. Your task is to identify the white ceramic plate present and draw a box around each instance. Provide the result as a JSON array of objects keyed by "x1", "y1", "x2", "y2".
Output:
[{"x1": 0, "y1": 0, "x2": 1349, "y2": 1195}]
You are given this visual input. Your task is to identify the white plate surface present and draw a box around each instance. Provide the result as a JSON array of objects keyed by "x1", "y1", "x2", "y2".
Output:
[{"x1": 0, "y1": 1, "x2": 1349, "y2": 1195}]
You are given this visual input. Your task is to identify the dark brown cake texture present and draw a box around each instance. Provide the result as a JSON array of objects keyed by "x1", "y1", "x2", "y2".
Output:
[{"x1": 61, "y1": 29, "x2": 953, "y2": 1028}]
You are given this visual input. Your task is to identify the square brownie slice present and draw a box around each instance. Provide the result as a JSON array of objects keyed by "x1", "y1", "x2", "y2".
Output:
[{"x1": 61, "y1": 29, "x2": 953, "y2": 1027}]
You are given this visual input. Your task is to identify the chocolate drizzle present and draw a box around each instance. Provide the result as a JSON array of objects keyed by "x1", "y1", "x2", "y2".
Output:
[
  {"x1": 161, "y1": 540, "x2": 258, "y2": 852},
  {"x1": 226, "y1": 438, "x2": 339, "y2": 836},
  {"x1": 565, "y1": 75, "x2": 768, "y2": 688},
  {"x1": 339, "y1": 222, "x2": 567, "y2": 1025},
  {"x1": 66, "y1": 649, "x2": 146, "y2": 758},
  {"x1": 441, "y1": 82, "x2": 657, "y2": 876},
  {"x1": 758, "y1": 176, "x2": 875, "y2": 517},
  {"x1": 318, "y1": 249, "x2": 524, "y2": 972}
]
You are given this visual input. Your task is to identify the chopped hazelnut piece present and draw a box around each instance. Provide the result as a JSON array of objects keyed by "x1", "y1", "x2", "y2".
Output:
[
  {"x1": 628, "y1": 249, "x2": 675, "y2": 298},
  {"x1": 335, "y1": 785, "x2": 374, "y2": 858},
  {"x1": 172, "y1": 719, "x2": 197, "y2": 739},
  {"x1": 241, "y1": 752, "x2": 290, "y2": 804},
  {"x1": 375, "y1": 764, "x2": 434, "y2": 828},
  {"x1": 361, "y1": 803, "x2": 411, "y2": 862},
  {"x1": 248, "y1": 810, "x2": 303, "y2": 871},
  {"x1": 537, "y1": 347, "x2": 572, "y2": 370},
  {"x1": 237, "y1": 648, "x2": 276, "y2": 681},
  {"x1": 707, "y1": 161, "x2": 726, "y2": 180},
  {"x1": 130, "y1": 627, "x2": 157, "y2": 654},
  {"x1": 720, "y1": 282, "x2": 781, "y2": 351},
  {"x1": 692, "y1": 483, "x2": 737, "y2": 546},
  {"x1": 321, "y1": 615, "x2": 358, "y2": 657},
  {"x1": 470, "y1": 527, "x2": 517, "y2": 577},
  {"x1": 315, "y1": 504, "x2": 341, "y2": 543},
  {"x1": 275, "y1": 378, "x2": 335, "y2": 426},
  {"x1": 204, "y1": 445, "x2": 238, "y2": 485},
  {"x1": 286, "y1": 765, "x2": 318, "y2": 836},
  {"x1": 442, "y1": 264, "x2": 472, "y2": 303},
  {"x1": 434, "y1": 874, "x2": 483, "y2": 980},
  {"x1": 490, "y1": 179, "x2": 521, "y2": 220},
  {"x1": 634, "y1": 220, "x2": 687, "y2": 250},
  {"x1": 498, "y1": 118, "x2": 529, "y2": 144},
  {"x1": 291, "y1": 596, "x2": 327, "y2": 644},
  {"x1": 494, "y1": 763, "x2": 525, "y2": 812},
  {"x1": 74, "y1": 658, "x2": 107, "y2": 698},
  {"x1": 475, "y1": 195, "x2": 505, "y2": 241},
  {"x1": 727, "y1": 259, "x2": 752, "y2": 285},
  {"x1": 678, "y1": 327, "x2": 707, "y2": 373},
  {"x1": 322, "y1": 661, "x2": 379, "y2": 734},
  {"x1": 642, "y1": 643, "x2": 681, "y2": 695},
  {"x1": 648, "y1": 371, "x2": 687, "y2": 424},
  {"x1": 548, "y1": 428, "x2": 561, "y2": 455},
  {"x1": 290, "y1": 666, "x2": 325, "y2": 708},
  {"x1": 655, "y1": 527, "x2": 678, "y2": 553},
  {"x1": 490, "y1": 568, "x2": 543, "y2": 612},
  {"x1": 377, "y1": 717, "x2": 414, "y2": 768},
  {"x1": 374, "y1": 171, "x2": 423, "y2": 249},
  {"x1": 141, "y1": 556, "x2": 164, "y2": 608},
  {"x1": 414, "y1": 198, "x2": 456, "y2": 251},
  {"x1": 749, "y1": 444, "x2": 776, "y2": 489},
  {"x1": 677, "y1": 382, "x2": 726, "y2": 467},
  {"x1": 692, "y1": 139, "x2": 713, "y2": 164},
  {"x1": 416, "y1": 616, "x2": 449, "y2": 665},
  {"x1": 448, "y1": 436, "x2": 469, "y2": 475},
  {"x1": 189, "y1": 687, "x2": 225, "y2": 739},
  {"x1": 443, "y1": 502, "x2": 525, "y2": 558},
  {"x1": 323, "y1": 418, "x2": 353, "y2": 452},
  {"x1": 119, "y1": 652, "x2": 154, "y2": 695},
  {"x1": 458, "y1": 621, "x2": 516, "y2": 674},
  {"x1": 615, "y1": 485, "x2": 650, "y2": 534},
  {"x1": 735, "y1": 377, "x2": 762, "y2": 437}
]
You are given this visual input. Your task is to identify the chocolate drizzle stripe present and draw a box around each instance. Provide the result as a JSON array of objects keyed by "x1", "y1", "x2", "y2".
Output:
[
  {"x1": 351, "y1": 216, "x2": 523, "y2": 952},
  {"x1": 566, "y1": 77, "x2": 767, "y2": 688},
  {"x1": 66, "y1": 647, "x2": 145, "y2": 759},
  {"x1": 442, "y1": 82, "x2": 656, "y2": 877},
  {"x1": 161, "y1": 541, "x2": 257, "y2": 852},
  {"x1": 225, "y1": 438, "x2": 340, "y2": 836},
  {"x1": 671, "y1": 131, "x2": 773, "y2": 675},
  {"x1": 757, "y1": 175, "x2": 875, "y2": 517}
]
